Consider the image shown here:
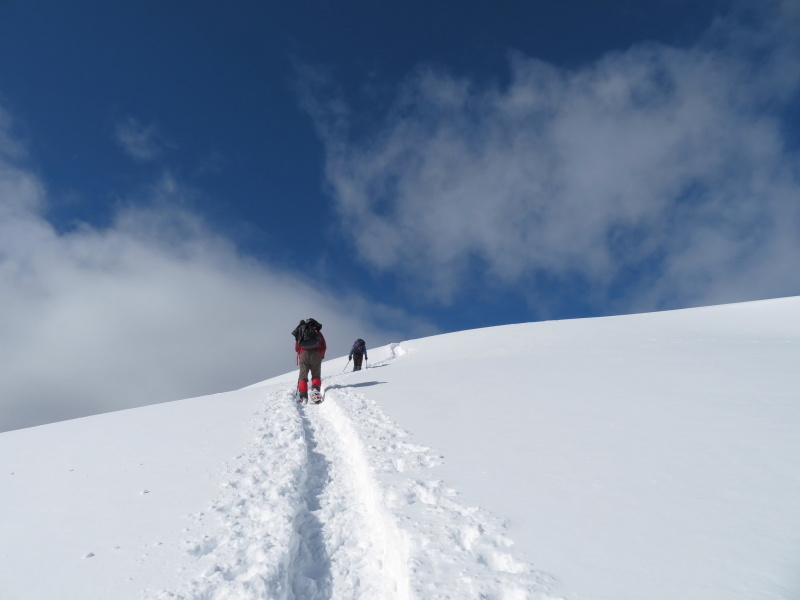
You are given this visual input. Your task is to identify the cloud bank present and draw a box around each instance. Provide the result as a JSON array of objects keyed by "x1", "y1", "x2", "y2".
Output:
[
  {"x1": 305, "y1": 1, "x2": 800, "y2": 315},
  {"x1": 0, "y1": 113, "x2": 431, "y2": 433}
]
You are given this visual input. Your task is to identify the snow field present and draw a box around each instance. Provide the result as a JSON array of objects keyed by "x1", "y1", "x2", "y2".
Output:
[
  {"x1": 147, "y1": 388, "x2": 311, "y2": 599},
  {"x1": 4, "y1": 298, "x2": 800, "y2": 600},
  {"x1": 147, "y1": 344, "x2": 555, "y2": 599},
  {"x1": 324, "y1": 383, "x2": 557, "y2": 600}
]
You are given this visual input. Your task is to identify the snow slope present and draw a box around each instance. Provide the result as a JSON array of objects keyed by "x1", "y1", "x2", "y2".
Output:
[{"x1": 2, "y1": 297, "x2": 800, "y2": 599}]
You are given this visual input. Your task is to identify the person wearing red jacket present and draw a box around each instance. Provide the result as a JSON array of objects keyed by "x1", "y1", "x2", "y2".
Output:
[{"x1": 292, "y1": 318, "x2": 326, "y2": 403}]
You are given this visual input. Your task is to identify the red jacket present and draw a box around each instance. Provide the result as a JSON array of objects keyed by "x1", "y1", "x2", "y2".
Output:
[{"x1": 296, "y1": 332, "x2": 326, "y2": 360}]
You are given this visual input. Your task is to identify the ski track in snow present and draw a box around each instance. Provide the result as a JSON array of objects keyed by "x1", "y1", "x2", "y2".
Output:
[{"x1": 146, "y1": 344, "x2": 557, "y2": 600}]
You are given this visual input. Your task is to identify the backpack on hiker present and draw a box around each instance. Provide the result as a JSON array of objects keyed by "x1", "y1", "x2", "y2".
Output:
[
  {"x1": 352, "y1": 339, "x2": 366, "y2": 354},
  {"x1": 292, "y1": 318, "x2": 322, "y2": 350}
]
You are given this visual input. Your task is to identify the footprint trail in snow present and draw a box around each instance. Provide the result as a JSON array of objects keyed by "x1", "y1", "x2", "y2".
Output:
[{"x1": 147, "y1": 344, "x2": 557, "y2": 599}]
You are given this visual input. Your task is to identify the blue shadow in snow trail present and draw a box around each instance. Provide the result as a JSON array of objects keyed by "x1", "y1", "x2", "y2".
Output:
[
  {"x1": 292, "y1": 404, "x2": 334, "y2": 598},
  {"x1": 325, "y1": 382, "x2": 386, "y2": 392}
]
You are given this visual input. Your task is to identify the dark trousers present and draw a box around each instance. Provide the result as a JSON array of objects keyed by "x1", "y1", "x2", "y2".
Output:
[{"x1": 353, "y1": 352, "x2": 364, "y2": 371}]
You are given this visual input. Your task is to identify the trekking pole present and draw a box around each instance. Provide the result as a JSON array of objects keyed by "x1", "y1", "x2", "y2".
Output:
[{"x1": 342, "y1": 357, "x2": 351, "y2": 372}]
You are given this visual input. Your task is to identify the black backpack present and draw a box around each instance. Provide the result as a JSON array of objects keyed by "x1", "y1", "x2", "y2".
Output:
[
  {"x1": 353, "y1": 339, "x2": 365, "y2": 353},
  {"x1": 293, "y1": 318, "x2": 322, "y2": 350}
]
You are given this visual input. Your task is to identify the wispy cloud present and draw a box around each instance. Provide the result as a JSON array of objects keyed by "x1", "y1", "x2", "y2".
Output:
[
  {"x1": 114, "y1": 116, "x2": 172, "y2": 162},
  {"x1": 303, "y1": 0, "x2": 800, "y2": 315},
  {"x1": 0, "y1": 115, "x2": 433, "y2": 433}
]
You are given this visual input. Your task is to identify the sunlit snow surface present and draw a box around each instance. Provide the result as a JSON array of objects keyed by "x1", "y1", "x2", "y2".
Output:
[{"x1": 2, "y1": 298, "x2": 800, "y2": 599}]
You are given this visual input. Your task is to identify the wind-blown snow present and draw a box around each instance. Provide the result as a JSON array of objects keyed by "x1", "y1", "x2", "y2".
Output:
[{"x1": 2, "y1": 298, "x2": 799, "y2": 599}]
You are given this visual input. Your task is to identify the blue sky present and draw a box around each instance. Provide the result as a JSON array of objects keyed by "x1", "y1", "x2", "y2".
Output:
[{"x1": 1, "y1": 0, "x2": 799, "y2": 430}]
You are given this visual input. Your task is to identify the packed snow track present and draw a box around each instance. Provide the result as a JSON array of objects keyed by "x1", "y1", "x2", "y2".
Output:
[{"x1": 147, "y1": 345, "x2": 554, "y2": 599}]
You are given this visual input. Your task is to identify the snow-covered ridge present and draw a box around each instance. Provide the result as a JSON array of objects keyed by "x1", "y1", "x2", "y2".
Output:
[{"x1": 2, "y1": 297, "x2": 800, "y2": 600}]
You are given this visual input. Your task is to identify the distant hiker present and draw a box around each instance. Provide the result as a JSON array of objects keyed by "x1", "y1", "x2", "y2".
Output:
[
  {"x1": 349, "y1": 338, "x2": 368, "y2": 371},
  {"x1": 292, "y1": 318, "x2": 326, "y2": 403}
]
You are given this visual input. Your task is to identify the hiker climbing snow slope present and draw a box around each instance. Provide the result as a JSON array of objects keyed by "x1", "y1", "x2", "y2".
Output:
[
  {"x1": 292, "y1": 318, "x2": 326, "y2": 404},
  {"x1": 349, "y1": 338, "x2": 368, "y2": 371}
]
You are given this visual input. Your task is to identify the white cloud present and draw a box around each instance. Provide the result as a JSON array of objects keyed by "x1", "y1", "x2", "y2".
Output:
[
  {"x1": 305, "y1": 0, "x2": 800, "y2": 314},
  {"x1": 0, "y1": 118, "x2": 433, "y2": 433},
  {"x1": 114, "y1": 116, "x2": 171, "y2": 162}
]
